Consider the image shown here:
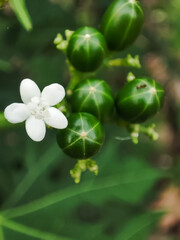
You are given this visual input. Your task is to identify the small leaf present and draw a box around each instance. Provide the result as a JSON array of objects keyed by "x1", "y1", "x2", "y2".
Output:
[
  {"x1": 1, "y1": 167, "x2": 162, "y2": 219},
  {"x1": 9, "y1": 0, "x2": 32, "y2": 31}
]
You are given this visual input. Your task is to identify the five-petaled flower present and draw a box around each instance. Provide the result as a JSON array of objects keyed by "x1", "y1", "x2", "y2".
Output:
[{"x1": 4, "y1": 78, "x2": 68, "y2": 142}]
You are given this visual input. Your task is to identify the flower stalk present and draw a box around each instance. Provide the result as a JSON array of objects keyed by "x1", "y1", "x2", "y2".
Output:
[
  {"x1": 128, "y1": 123, "x2": 159, "y2": 144},
  {"x1": 70, "y1": 159, "x2": 98, "y2": 184},
  {"x1": 107, "y1": 54, "x2": 141, "y2": 68}
]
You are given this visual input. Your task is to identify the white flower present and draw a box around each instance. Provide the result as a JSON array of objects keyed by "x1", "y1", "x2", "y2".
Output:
[{"x1": 4, "y1": 78, "x2": 68, "y2": 142}]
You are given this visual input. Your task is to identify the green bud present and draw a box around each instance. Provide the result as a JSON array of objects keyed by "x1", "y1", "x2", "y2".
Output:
[
  {"x1": 116, "y1": 78, "x2": 165, "y2": 123},
  {"x1": 100, "y1": 0, "x2": 144, "y2": 51},
  {"x1": 71, "y1": 79, "x2": 114, "y2": 120},
  {"x1": 57, "y1": 113, "x2": 105, "y2": 159},
  {"x1": 67, "y1": 26, "x2": 107, "y2": 72}
]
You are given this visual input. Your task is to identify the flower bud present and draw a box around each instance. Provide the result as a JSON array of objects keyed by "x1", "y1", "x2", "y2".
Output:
[
  {"x1": 100, "y1": 0, "x2": 144, "y2": 51},
  {"x1": 71, "y1": 79, "x2": 114, "y2": 120},
  {"x1": 116, "y1": 78, "x2": 165, "y2": 123},
  {"x1": 57, "y1": 113, "x2": 105, "y2": 159},
  {"x1": 67, "y1": 27, "x2": 107, "y2": 72}
]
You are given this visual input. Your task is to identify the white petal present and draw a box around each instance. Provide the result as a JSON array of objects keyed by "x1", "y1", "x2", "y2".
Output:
[
  {"x1": 25, "y1": 116, "x2": 46, "y2": 142},
  {"x1": 44, "y1": 107, "x2": 68, "y2": 129},
  {"x1": 20, "y1": 79, "x2": 41, "y2": 104},
  {"x1": 41, "y1": 83, "x2": 65, "y2": 106},
  {"x1": 4, "y1": 103, "x2": 29, "y2": 123}
]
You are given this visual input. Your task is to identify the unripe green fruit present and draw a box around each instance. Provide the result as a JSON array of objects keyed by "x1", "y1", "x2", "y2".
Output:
[
  {"x1": 57, "y1": 113, "x2": 105, "y2": 159},
  {"x1": 116, "y1": 78, "x2": 165, "y2": 123},
  {"x1": 71, "y1": 79, "x2": 114, "y2": 120},
  {"x1": 67, "y1": 26, "x2": 107, "y2": 72},
  {"x1": 100, "y1": 0, "x2": 144, "y2": 51}
]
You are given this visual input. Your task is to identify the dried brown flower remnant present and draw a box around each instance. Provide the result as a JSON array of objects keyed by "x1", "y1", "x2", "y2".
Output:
[{"x1": 153, "y1": 185, "x2": 180, "y2": 233}]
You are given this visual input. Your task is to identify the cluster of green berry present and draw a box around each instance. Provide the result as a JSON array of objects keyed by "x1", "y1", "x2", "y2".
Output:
[{"x1": 54, "y1": 0, "x2": 165, "y2": 183}]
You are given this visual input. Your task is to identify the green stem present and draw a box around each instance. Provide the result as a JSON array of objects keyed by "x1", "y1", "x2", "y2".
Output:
[
  {"x1": 117, "y1": 120, "x2": 159, "y2": 144},
  {"x1": 128, "y1": 123, "x2": 159, "y2": 144},
  {"x1": 139, "y1": 124, "x2": 159, "y2": 141},
  {"x1": 2, "y1": 219, "x2": 71, "y2": 240},
  {"x1": 66, "y1": 60, "x2": 96, "y2": 96},
  {"x1": 107, "y1": 54, "x2": 141, "y2": 68},
  {"x1": 66, "y1": 60, "x2": 82, "y2": 96}
]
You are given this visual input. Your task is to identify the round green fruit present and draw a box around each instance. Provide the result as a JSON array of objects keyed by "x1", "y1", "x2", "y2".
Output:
[
  {"x1": 67, "y1": 26, "x2": 107, "y2": 72},
  {"x1": 116, "y1": 78, "x2": 165, "y2": 123},
  {"x1": 57, "y1": 113, "x2": 105, "y2": 159},
  {"x1": 100, "y1": 0, "x2": 144, "y2": 51},
  {"x1": 71, "y1": 79, "x2": 114, "y2": 120}
]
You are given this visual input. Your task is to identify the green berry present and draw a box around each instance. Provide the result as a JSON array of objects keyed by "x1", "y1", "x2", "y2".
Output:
[
  {"x1": 67, "y1": 26, "x2": 107, "y2": 72},
  {"x1": 100, "y1": 0, "x2": 144, "y2": 51},
  {"x1": 116, "y1": 78, "x2": 165, "y2": 123},
  {"x1": 57, "y1": 113, "x2": 105, "y2": 159},
  {"x1": 71, "y1": 79, "x2": 114, "y2": 120}
]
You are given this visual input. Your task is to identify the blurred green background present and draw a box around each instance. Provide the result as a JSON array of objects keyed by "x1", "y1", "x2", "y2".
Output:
[{"x1": 0, "y1": 0, "x2": 180, "y2": 239}]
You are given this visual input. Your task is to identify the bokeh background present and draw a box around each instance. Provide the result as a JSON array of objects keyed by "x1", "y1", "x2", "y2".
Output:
[{"x1": 0, "y1": 0, "x2": 180, "y2": 239}]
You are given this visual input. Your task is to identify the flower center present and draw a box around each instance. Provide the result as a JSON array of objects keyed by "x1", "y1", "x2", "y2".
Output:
[
  {"x1": 80, "y1": 132, "x2": 87, "y2": 139},
  {"x1": 27, "y1": 97, "x2": 49, "y2": 119},
  {"x1": 129, "y1": 0, "x2": 136, "y2": 3},
  {"x1": 84, "y1": 34, "x2": 91, "y2": 39},
  {"x1": 89, "y1": 86, "x2": 95, "y2": 93},
  {"x1": 151, "y1": 88, "x2": 156, "y2": 94}
]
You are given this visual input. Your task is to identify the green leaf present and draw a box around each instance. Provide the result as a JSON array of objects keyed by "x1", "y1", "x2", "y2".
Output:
[
  {"x1": 2, "y1": 142, "x2": 61, "y2": 208},
  {"x1": 91, "y1": 142, "x2": 162, "y2": 204},
  {"x1": 9, "y1": 0, "x2": 32, "y2": 31},
  {"x1": 1, "y1": 166, "x2": 162, "y2": 219},
  {"x1": 115, "y1": 212, "x2": 164, "y2": 240},
  {"x1": 0, "y1": 226, "x2": 4, "y2": 240},
  {"x1": 0, "y1": 162, "x2": 162, "y2": 240},
  {"x1": 0, "y1": 142, "x2": 164, "y2": 240},
  {"x1": 2, "y1": 220, "x2": 71, "y2": 240}
]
